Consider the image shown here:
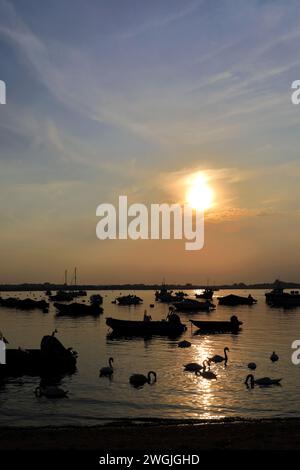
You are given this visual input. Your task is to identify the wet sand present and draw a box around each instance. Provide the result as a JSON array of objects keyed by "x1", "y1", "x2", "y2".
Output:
[{"x1": 0, "y1": 418, "x2": 299, "y2": 450}]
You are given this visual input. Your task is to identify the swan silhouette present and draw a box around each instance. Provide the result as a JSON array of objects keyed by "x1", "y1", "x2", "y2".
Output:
[
  {"x1": 208, "y1": 347, "x2": 229, "y2": 365},
  {"x1": 35, "y1": 385, "x2": 68, "y2": 398},
  {"x1": 100, "y1": 357, "x2": 114, "y2": 377},
  {"x1": 129, "y1": 371, "x2": 157, "y2": 387},
  {"x1": 196, "y1": 360, "x2": 217, "y2": 380},
  {"x1": 183, "y1": 362, "x2": 203, "y2": 372},
  {"x1": 178, "y1": 340, "x2": 191, "y2": 348},
  {"x1": 245, "y1": 374, "x2": 282, "y2": 388},
  {"x1": 270, "y1": 352, "x2": 279, "y2": 362}
]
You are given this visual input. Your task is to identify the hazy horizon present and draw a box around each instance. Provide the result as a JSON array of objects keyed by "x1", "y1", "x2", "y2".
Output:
[{"x1": 1, "y1": 0, "x2": 300, "y2": 284}]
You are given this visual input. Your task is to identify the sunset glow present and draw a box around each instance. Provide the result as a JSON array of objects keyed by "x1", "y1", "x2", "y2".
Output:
[{"x1": 186, "y1": 174, "x2": 214, "y2": 211}]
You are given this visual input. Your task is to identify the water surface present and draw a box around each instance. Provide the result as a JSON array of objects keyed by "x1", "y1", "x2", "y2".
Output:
[{"x1": 0, "y1": 289, "x2": 299, "y2": 426}]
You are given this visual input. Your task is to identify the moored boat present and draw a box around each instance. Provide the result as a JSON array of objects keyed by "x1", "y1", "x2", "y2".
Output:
[
  {"x1": 195, "y1": 288, "x2": 214, "y2": 300},
  {"x1": 265, "y1": 288, "x2": 300, "y2": 307},
  {"x1": 115, "y1": 295, "x2": 143, "y2": 305},
  {"x1": 106, "y1": 314, "x2": 186, "y2": 336},
  {"x1": 50, "y1": 291, "x2": 74, "y2": 302},
  {"x1": 190, "y1": 315, "x2": 242, "y2": 333},
  {"x1": 90, "y1": 294, "x2": 103, "y2": 305},
  {"x1": 0, "y1": 332, "x2": 77, "y2": 378},
  {"x1": 67, "y1": 290, "x2": 87, "y2": 298},
  {"x1": 0, "y1": 297, "x2": 49, "y2": 311},
  {"x1": 155, "y1": 285, "x2": 186, "y2": 303},
  {"x1": 173, "y1": 298, "x2": 215, "y2": 312},
  {"x1": 218, "y1": 294, "x2": 257, "y2": 306},
  {"x1": 54, "y1": 301, "x2": 103, "y2": 316}
]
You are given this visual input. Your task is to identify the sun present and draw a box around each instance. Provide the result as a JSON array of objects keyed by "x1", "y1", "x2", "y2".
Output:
[{"x1": 186, "y1": 174, "x2": 214, "y2": 211}]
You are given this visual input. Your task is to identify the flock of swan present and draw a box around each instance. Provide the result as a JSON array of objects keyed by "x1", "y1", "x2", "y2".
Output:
[
  {"x1": 34, "y1": 346, "x2": 282, "y2": 398},
  {"x1": 183, "y1": 346, "x2": 282, "y2": 388}
]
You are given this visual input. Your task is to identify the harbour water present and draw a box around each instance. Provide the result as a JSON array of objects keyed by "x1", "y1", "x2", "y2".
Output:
[{"x1": 0, "y1": 289, "x2": 299, "y2": 427}]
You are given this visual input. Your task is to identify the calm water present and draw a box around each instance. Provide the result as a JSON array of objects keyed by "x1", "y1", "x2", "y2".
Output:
[{"x1": 0, "y1": 289, "x2": 300, "y2": 426}]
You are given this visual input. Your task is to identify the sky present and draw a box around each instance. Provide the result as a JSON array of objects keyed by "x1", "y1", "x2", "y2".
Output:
[{"x1": 0, "y1": 0, "x2": 300, "y2": 284}]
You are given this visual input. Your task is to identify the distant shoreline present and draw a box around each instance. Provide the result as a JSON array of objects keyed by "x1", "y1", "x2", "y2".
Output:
[
  {"x1": 0, "y1": 280, "x2": 299, "y2": 292},
  {"x1": 1, "y1": 418, "x2": 300, "y2": 450}
]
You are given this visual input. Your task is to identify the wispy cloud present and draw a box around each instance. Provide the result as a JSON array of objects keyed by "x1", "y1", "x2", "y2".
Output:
[{"x1": 115, "y1": 0, "x2": 204, "y2": 39}]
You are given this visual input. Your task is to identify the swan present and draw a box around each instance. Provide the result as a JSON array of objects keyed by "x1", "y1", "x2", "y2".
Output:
[
  {"x1": 208, "y1": 347, "x2": 229, "y2": 365},
  {"x1": 196, "y1": 360, "x2": 217, "y2": 380},
  {"x1": 247, "y1": 362, "x2": 257, "y2": 370},
  {"x1": 129, "y1": 371, "x2": 157, "y2": 387},
  {"x1": 270, "y1": 351, "x2": 279, "y2": 362},
  {"x1": 100, "y1": 357, "x2": 114, "y2": 377},
  {"x1": 183, "y1": 362, "x2": 203, "y2": 372},
  {"x1": 35, "y1": 385, "x2": 68, "y2": 398},
  {"x1": 178, "y1": 340, "x2": 191, "y2": 348},
  {"x1": 245, "y1": 374, "x2": 282, "y2": 388}
]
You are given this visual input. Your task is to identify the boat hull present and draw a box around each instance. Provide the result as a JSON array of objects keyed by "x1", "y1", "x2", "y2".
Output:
[
  {"x1": 54, "y1": 302, "x2": 103, "y2": 316},
  {"x1": 106, "y1": 317, "x2": 186, "y2": 336},
  {"x1": 0, "y1": 297, "x2": 49, "y2": 311},
  {"x1": 0, "y1": 348, "x2": 77, "y2": 379},
  {"x1": 191, "y1": 319, "x2": 242, "y2": 333},
  {"x1": 173, "y1": 299, "x2": 215, "y2": 312},
  {"x1": 218, "y1": 294, "x2": 257, "y2": 306},
  {"x1": 265, "y1": 291, "x2": 300, "y2": 307}
]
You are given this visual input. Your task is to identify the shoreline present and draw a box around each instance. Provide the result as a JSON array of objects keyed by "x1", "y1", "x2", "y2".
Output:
[
  {"x1": 0, "y1": 281, "x2": 299, "y2": 291},
  {"x1": 1, "y1": 418, "x2": 300, "y2": 450}
]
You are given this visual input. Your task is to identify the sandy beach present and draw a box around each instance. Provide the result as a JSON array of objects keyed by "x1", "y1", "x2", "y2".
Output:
[{"x1": 0, "y1": 419, "x2": 299, "y2": 451}]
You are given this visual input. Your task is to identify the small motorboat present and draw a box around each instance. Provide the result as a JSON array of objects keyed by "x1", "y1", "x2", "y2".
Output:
[
  {"x1": 50, "y1": 291, "x2": 74, "y2": 302},
  {"x1": 115, "y1": 295, "x2": 143, "y2": 306},
  {"x1": 54, "y1": 301, "x2": 103, "y2": 316},
  {"x1": 106, "y1": 313, "x2": 186, "y2": 337},
  {"x1": 195, "y1": 288, "x2": 214, "y2": 300},
  {"x1": 0, "y1": 297, "x2": 49, "y2": 311},
  {"x1": 190, "y1": 315, "x2": 242, "y2": 333},
  {"x1": 218, "y1": 294, "x2": 257, "y2": 306},
  {"x1": 67, "y1": 290, "x2": 87, "y2": 298},
  {"x1": 155, "y1": 286, "x2": 186, "y2": 303},
  {"x1": 173, "y1": 299, "x2": 215, "y2": 312},
  {"x1": 265, "y1": 288, "x2": 300, "y2": 307},
  {"x1": 90, "y1": 294, "x2": 103, "y2": 305}
]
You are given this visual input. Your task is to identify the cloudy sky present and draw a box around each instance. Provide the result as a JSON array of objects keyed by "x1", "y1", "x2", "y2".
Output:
[{"x1": 0, "y1": 0, "x2": 300, "y2": 284}]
